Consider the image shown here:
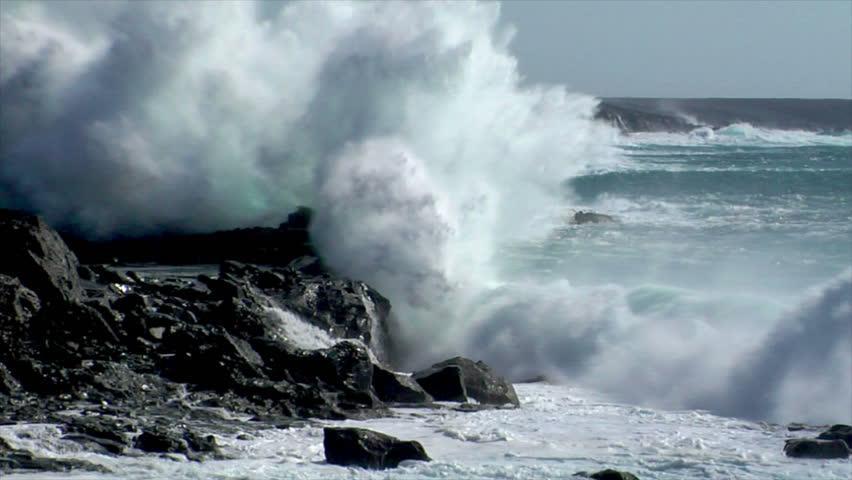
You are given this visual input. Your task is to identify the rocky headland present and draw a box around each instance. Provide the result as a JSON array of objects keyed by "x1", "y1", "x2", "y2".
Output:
[{"x1": 0, "y1": 208, "x2": 521, "y2": 474}]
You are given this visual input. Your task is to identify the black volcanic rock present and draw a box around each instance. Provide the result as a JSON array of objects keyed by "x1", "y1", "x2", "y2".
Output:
[
  {"x1": 574, "y1": 469, "x2": 640, "y2": 480},
  {"x1": 1, "y1": 437, "x2": 111, "y2": 474},
  {"x1": 0, "y1": 209, "x2": 83, "y2": 305},
  {"x1": 372, "y1": 364, "x2": 433, "y2": 404},
  {"x1": 62, "y1": 206, "x2": 316, "y2": 266},
  {"x1": 413, "y1": 357, "x2": 519, "y2": 407},
  {"x1": 817, "y1": 424, "x2": 852, "y2": 447},
  {"x1": 323, "y1": 427, "x2": 430, "y2": 469},
  {"x1": 784, "y1": 438, "x2": 850, "y2": 459}
]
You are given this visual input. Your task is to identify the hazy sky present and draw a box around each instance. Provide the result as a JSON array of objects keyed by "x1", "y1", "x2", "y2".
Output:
[{"x1": 500, "y1": 0, "x2": 852, "y2": 98}]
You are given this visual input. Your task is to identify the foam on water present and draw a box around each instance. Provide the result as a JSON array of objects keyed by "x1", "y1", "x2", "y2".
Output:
[
  {"x1": 621, "y1": 124, "x2": 852, "y2": 147},
  {"x1": 3, "y1": 383, "x2": 850, "y2": 479}
]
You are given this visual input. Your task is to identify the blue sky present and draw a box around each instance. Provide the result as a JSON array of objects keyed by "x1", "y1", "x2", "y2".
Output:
[{"x1": 500, "y1": 0, "x2": 852, "y2": 98}]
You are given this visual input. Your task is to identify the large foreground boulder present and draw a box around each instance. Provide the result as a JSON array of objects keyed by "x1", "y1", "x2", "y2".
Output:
[
  {"x1": 0, "y1": 209, "x2": 83, "y2": 305},
  {"x1": 323, "y1": 427, "x2": 429, "y2": 469},
  {"x1": 413, "y1": 357, "x2": 519, "y2": 407},
  {"x1": 784, "y1": 438, "x2": 850, "y2": 459}
]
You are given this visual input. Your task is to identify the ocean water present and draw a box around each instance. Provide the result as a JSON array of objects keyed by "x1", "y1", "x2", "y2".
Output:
[
  {"x1": 3, "y1": 126, "x2": 850, "y2": 480},
  {"x1": 2, "y1": 1, "x2": 851, "y2": 477},
  {"x1": 4, "y1": 383, "x2": 851, "y2": 480}
]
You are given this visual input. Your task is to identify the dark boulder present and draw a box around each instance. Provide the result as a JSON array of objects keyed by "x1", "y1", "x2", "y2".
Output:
[
  {"x1": 0, "y1": 209, "x2": 83, "y2": 305},
  {"x1": 0, "y1": 275, "x2": 41, "y2": 327},
  {"x1": 784, "y1": 438, "x2": 850, "y2": 459},
  {"x1": 413, "y1": 364, "x2": 466, "y2": 403},
  {"x1": 574, "y1": 469, "x2": 640, "y2": 480},
  {"x1": 323, "y1": 427, "x2": 430, "y2": 469},
  {"x1": 372, "y1": 364, "x2": 433, "y2": 404},
  {"x1": 817, "y1": 424, "x2": 852, "y2": 447},
  {"x1": 61, "y1": 416, "x2": 134, "y2": 455},
  {"x1": 160, "y1": 325, "x2": 266, "y2": 390},
  {"x1": 413, "y1": 357, "x2": 519, "y2": 407},
  {"x1": 573, "y1": 211, "x2": 616, "y2": 225}
]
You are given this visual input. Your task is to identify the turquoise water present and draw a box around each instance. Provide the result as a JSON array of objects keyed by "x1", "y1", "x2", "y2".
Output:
[{"x1": 506, "y1": 132, "x2": 852, "y2": 296}]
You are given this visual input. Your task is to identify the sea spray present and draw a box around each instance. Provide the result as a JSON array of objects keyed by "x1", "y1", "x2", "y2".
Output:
[{"x1": 1, "y1": 0, "x2": 849, "y2": 424}]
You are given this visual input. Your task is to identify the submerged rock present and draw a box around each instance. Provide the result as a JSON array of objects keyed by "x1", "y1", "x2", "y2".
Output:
[
  {"x1": 784, "y1": 438, "x2": 851, "y2": 459},
  {"x1": 413, "y1": 357, "x2": 519, "y2": 407},
  {"x1": 323, "y1": 427, "x2": 430, "y2": 469},
  {"x1": 573, "y1": 211, "x2": 616, "y2": 225},
  {"x1": 574, "y1": 469, "x2": 640, "y2": 480}
]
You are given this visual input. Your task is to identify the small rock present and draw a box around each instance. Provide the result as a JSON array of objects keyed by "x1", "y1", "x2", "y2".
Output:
[
  {"x1": 574, "y1": 469, "x2": 640, "y2": 480},
  {"x1": 784, "y1": 438, "x2": 850, "y2": 459},
  {"x1": 323, "y1": 427, "x2": 430, "y2": 469},
  {"x1": 573, "y1": 211, "x2": 616, "y2": 225}
]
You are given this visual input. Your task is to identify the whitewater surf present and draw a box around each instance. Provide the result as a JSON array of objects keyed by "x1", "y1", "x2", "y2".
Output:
[{"x1": 1, "y1": 1, "x2": 850, "y2": 478}]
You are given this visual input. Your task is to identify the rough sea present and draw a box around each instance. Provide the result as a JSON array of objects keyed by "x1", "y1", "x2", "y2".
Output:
[
  {"x1": 3, "y1": 125, "x2": 850, "y2": 480},
  {"x1": 1, "y1": 1, "x2": 850, "y2": 478}
]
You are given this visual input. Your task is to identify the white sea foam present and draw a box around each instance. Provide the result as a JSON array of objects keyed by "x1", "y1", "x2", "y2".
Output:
[
  {"x1": 621, "y1": 123, "x2": 852, "y2": 147},
  {"x1": 3, "y1": 384, "x2": 851, "y2": 479}
]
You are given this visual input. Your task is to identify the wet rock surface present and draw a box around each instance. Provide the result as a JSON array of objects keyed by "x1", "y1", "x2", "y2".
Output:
[
  {"x1": 784, "y1": 438, "x2": 851, "y2": 459},
  {"x1": 413, "y1": 357, "x2": 520, "y2": 407},
  {"x1": 323, "y1": 427, "x2": 430, "y2": 469},
  {"x1": 0, "y1": 209, "x2": 517, "y2": 473},
  {"x1": 574, "y1": 469, "x2": 641, "y2": 480},
  {"x1": 817, "y1": 424, "x2": 852, "y2": 447},
  {"x1": 572, "y1": 211, "x2": 617, "y2": 225}
]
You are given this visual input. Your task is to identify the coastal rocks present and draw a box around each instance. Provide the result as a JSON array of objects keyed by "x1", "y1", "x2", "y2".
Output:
[
  {"x1": 784, "y1": 438, "x2": 850, "y2": 459},
  {"x1": 0, "y1": 275, "x2": 41, "y2": 326},
  {"x1": 1, "y1": 437, "x2": 111, "y2": 474},
  {"x1": 413, "y1": 357, "x2": 520, "y2": 407},
  {"x1": 133, "y1": 426, "x2": 220, "y2": 459},
  {"x1": 573, "y1": 211, "x2": 616, "y2": 225},
  {"x1": 574, "y1": 469, "x2": 640, "y2": 480},
  {"x1": 372, "y1": 365, "x2": 433, "y2": 404},
  {"x1": 323, "y1": 427, "x2": 430, "y2": 469},
  {"x1": 62, "y1": 206, "x2": 316, "y2": 266},
  {"x1": 0, "y1": 209, "x2": 83, "y2": 305},
  {"x1": 817, "y1": 424, "x2": 852, "y2": 447}
]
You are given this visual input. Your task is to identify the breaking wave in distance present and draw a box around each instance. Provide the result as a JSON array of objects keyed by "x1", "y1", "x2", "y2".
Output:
[
  {"x1": 1, "y1": 0, "x2": 849, "y2": 424},
  {"x1": 622, "y1": 123, "x2": 852, "y2": 147}
]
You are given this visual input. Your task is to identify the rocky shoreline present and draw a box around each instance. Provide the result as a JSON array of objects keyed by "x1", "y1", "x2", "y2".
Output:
[
  {"x1": 0, "y1": 208, "x2": 528, "y2": 474},
  {"x1": 1, "y1": 208, "x2": 847, "y2": 478}
]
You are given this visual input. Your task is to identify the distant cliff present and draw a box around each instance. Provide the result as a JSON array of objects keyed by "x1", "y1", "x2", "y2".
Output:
[{"x1": 595, "y1": 98, "x2": 852, "y2": 133}]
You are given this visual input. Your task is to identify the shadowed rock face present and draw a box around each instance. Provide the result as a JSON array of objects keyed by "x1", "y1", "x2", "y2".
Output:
[
  {"x1": 0, "y1": 209, "x2": 517, "y2": 473},
  {"x1": 413, "y1": 357, "x2": 520, "y2": 407},
  {"x1": 0, "y1": 209, "x2": 83, "y2": 305},
  {"x1": 323, "y1": 427, "x2": 430, "y2": 469},
  {"x1": 784, "y1": 438, "x2": 851, "y2": 459}
]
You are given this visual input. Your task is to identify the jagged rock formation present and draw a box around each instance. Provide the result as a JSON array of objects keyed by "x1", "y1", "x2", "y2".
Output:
[{"x1": 0, "y1": 208, "x2": 513, "y2": 473}]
